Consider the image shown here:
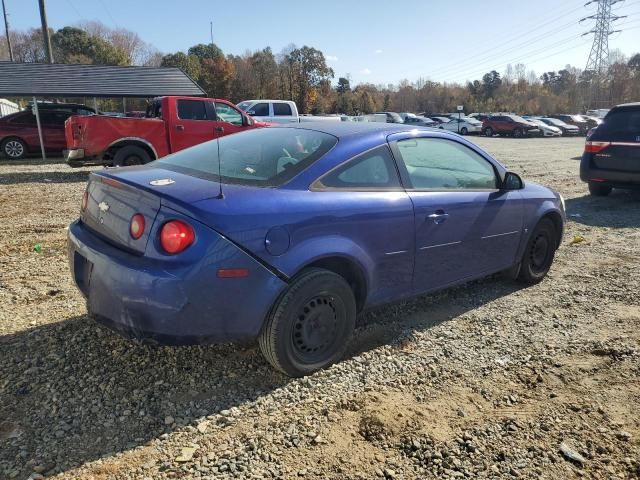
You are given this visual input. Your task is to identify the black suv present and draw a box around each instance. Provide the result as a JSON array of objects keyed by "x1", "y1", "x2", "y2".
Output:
[{"x1": 580, "y1": 103, "x2": 640, "y2": 196}]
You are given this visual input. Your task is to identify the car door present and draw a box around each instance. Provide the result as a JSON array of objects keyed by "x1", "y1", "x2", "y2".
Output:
[
  {"x1": 169, "y1": 98, "x2": 217, "y2": 153},
  {"x1": 311, "y1": 145, "x2": 415, "y2": 306},
  {"x1": 40, "y1": 110, "x2": 70, "y2": 152},
  {"x1": 272, "y1": 102, "x2": 298, "y2": 123},
  {"x1": 389, "y1": 134, "x2": 523, "y2": 294},
  {"x1": 212, "y1": 101, "x2": 247, "y2": 136}
]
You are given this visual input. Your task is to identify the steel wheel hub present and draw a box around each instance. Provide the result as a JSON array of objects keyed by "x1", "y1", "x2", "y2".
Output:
[{"x1": 293, "y1": 296, "x2": 338, "y2": 356}]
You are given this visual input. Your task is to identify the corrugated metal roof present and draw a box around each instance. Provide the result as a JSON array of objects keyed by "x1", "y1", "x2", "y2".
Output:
[{"x1": 0, "y1": 62, "x2": 206, "y2": 97}]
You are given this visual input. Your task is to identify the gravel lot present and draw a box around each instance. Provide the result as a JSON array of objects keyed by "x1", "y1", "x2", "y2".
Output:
[{"x1": 1, "y1": 137, "x2": 639, "y2": 480}]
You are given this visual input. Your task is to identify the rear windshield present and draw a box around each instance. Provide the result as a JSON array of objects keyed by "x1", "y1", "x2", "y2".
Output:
[
  {"x1": 599, "y1": 108, "x2": 640, "y2": 136},
  {"x1": 155, "y1": 127, "x2": 337, "y2": 187}
]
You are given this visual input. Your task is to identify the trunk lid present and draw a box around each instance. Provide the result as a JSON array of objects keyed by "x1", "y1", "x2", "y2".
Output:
[{"x1": 81, "y1": 166, "x2": 223, "y2": 253}]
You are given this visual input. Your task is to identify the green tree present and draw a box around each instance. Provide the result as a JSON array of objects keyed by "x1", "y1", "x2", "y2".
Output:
[
  {"x1": 287, "y1": 46, "x2": 334, "y2": 113},
  {"x1": 52, "y1": 26, "x2": 129, "y2": 65},
  {"x1": 160, "y1": 52, "x2": 202, "y2": 80},
  {"x1": 188, "y1": 43, "x2": 224, "y2": 61}
]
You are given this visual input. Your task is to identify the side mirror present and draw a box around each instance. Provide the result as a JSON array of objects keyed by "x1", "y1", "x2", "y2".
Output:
[
  {"x1": 243, "y1": 115, "x2": 253, "y2": 126},
  {"x1": 247, "y1": 110, "x2": 256, "y2": 116},
  {"x1": 502, "y1": 172, "x2": 524, "y2": 190}
]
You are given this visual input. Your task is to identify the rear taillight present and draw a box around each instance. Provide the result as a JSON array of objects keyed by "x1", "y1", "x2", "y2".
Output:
[
  {"x1": 585, "y1": 141, "x2": 611, "y2": 153},
  {"x1": 81, "y1": 191, "x2": 88, "y2": 211},
  {"x1": 130, "y1": 214, "x2": 145, "y2": 240},
  {"x1": 160, "y1": 220, "x2": 195, "y2": 254},
  {"x1": 72, "y1": 123, "x2": 82, "y2": 141}
]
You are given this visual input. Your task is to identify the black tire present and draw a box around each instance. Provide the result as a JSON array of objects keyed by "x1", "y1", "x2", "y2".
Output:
[
  {"x1": 588, "y1": 182, "x2": 612, "y2": 197},
  {"x1": 484, "y1": 127, "x2": 494, "y2": 137},
  {"x1": 2, "y1": 137, "x2": 27, "y2": 159},
  {"x1": 112, "y1": 145, "x2": 151, "y2": 167},
  {"x1": 513, "y1": 127, "x2": 524, "y2": 138},
  {"x1": 460, "y1": 127, "x2": 468, "y2": 135},
  {"x1": 517, "y1": 218, "x2": 557, "y2": 285},
  {"x1": 259, "y1": 268, "x2": 356, "y2": 377}
]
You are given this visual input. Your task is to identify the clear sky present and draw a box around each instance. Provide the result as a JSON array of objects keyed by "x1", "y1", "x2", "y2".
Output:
[{"x1": 4, "y1": 0, "x2": 640, "y2": 85}]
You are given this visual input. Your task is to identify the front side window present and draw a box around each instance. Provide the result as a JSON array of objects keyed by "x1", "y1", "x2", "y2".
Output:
[
  {"x1": 273, "y1": 103, "x2": 293, "y2": 116},
  {"x1": 396, "y1": 138, "x2": 497, "y2": 190},
  {"x1": 248, "y1": 102, "x2": 270, "y2": 116},
  {"x1": 215, "y1": 103, "x2": 243, "y2": 125},
  {"x1": 177, "y1": 99, "x2": 208, "y2": 120},
  {"x1": 156, "y1": 127, "x2": 337, "y2": 187},
  {"x1": 315, "y1": 146, "x2": 401, "y2": 190}
]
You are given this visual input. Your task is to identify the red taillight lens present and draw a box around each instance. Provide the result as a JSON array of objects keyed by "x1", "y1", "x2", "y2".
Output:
[
  {"x1": 130, "y1": 214, "x2": 145, "y2": 240},
  {"x1": 160, "y1": 220, "x2": 195, "y2": 254},
  {"x1": 72, "y1": 123, "x2": 82, "y2": 141},
  {"x1": 81, "y1": 191, "x2": 88, "y2": 211},
  {"x1": 585, "y1": 141, "x2": 611, "y2": 153}
]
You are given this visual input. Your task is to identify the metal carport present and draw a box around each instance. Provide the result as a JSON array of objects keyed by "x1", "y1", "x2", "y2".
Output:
[{"x1": 0, "y1": 62, "x2": 206, "y2": 160}]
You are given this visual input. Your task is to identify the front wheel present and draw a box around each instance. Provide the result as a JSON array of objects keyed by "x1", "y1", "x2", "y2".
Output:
[
  {"x1": 259, "y1": 268, "x2": 356, "y2": 377},
  {"x1": 588, "y1": 182, "x2": 612, "y2": 196},
  {"x1": 517, "y1": 218, "x2": 557, "y2": 284},
  {"x1": 513, "y1": 128, "x2": 524, "y2": 138},
  {"x1": 460, "y1": 127, "x2": 468, "y2": 135}
]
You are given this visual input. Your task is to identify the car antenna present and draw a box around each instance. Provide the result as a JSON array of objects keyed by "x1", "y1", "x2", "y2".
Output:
[{"x1": 209, "y1": 24, "x2": 223, "y2": 199}]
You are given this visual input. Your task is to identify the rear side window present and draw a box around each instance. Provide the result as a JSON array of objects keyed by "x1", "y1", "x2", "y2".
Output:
[
  {"x1": 316, "y1": 146, "x2": 401, "y2": 190},
  {"x1": 156, "y1": 127, "x2": 337, "y2": 187},
  {"x1": 273, "y1": 103, "x2": 293, "y2": 116},
  {"x1": 249, "y1": 103, "x2": 270, "y2": 116},
  {"x1": 177, "y1": 100, "x2": 208, "y2": 120},
  {"x1": 9, "y1": 112, "x2": 36, "y2": 125}
]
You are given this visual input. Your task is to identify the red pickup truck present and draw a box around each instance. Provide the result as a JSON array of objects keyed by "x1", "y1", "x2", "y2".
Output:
[{"x1": 65, "y1": 96, "x2": 267, "y2": 167}]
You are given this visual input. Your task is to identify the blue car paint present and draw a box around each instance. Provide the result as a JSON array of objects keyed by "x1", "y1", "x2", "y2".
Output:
[{"x1": 68, "y1": 123, "x2": 564, "y2": 345}]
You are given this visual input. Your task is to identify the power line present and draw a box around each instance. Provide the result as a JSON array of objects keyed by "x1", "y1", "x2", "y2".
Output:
[
  {"x1": 97, "y1": 0, "x2": 118, "y2": 26},
  {"x1": 401, "y1": 2, "x2": 587, "y2": 80}
]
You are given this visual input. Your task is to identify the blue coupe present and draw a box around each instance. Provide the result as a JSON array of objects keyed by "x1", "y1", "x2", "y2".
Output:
[{"x1": 68, "y1": 123, "x2": 565, "y2": 376}]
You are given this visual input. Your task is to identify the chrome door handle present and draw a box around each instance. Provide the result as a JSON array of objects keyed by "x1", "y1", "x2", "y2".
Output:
[
  {"x1": 427, "y1": 212, "x2": 449, "y2": 224},
  {"x1": 176, "y1": 125, "x2": 184, "y2": 131}
]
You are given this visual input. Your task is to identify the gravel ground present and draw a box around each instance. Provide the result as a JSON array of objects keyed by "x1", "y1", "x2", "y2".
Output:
[{"x1": 0, "y1": 137, "x2": 639, "y2": 480}]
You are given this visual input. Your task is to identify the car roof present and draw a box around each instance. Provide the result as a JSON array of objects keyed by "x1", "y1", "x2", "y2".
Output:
[{"x1": 277, "y1": 121, "x2": 442, "y2": 139}]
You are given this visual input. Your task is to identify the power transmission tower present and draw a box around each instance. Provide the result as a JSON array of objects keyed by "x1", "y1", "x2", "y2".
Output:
[
  {"x1": 581, "y1": 0, "x2": 625, "y2": 74},
  {"x1": 580, "y1": 0, "x2": 625, "y2": 108}
]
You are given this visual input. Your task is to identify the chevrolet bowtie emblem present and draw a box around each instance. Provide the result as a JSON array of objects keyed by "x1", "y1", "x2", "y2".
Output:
[{"x1": 98, "y1": 201, "x2": 110, "y2": 212}]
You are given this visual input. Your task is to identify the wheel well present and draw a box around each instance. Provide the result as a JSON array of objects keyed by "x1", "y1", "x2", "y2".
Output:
[
  {"x1": 104, "y1": 140, "x2": 156, "y2": 161},
  {"x1": 304, "y1": 257, "x2": 367, "y2": 312},
  {"x1": 541, "y1": 212, "x2": 563, "y2": 248}
]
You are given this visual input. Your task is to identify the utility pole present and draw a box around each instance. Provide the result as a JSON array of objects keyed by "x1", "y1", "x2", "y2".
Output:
[
  {"x1": 580, "y1": 0, "x2": 625, "y2": 108},
  {"x1": 210, "y1": 20, "x2": 214, "y2": 45},
  {"x1": 1, "y1": 0, "x2": 13, "y2": 61},
  {"x1": 38, "y1": 0, "x2": 54, "y2": 63}
]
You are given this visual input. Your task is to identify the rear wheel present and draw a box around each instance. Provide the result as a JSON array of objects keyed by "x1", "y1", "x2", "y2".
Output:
[
  {"x1": 460, "y1": 127, "x2": 468, "y2": 135},
  {"x1": 2, "y1": 137, "x2": 27, "y2": 159},
  {"x1": 259, "y1": 268, "x2": 356, "y2": 377},
  {"x1": 588, "y1": 182, "x2": 612, "y2": 196},
  {"x1": 517, "y1": 218, "x2": 557, "y2": 284},
  {"x1": 112, "y1": 145, "x2": 151, "y2": 167},
  {"x1": 484, "y1": 127, "x2": 494, "y2": 137}
]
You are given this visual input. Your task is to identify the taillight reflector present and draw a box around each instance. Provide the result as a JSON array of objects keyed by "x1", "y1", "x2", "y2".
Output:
[
  {"x1": 72, "y1": 123, "x2": 82, "y2": 141},
  {"x1": 585, "y1": 141, "x2": 611, "y2": 153},
  {"x1": 159, "y1": 220, "x2": 195, "y2": 254},
  {"x1": 217, "y1": 268, "x2": 250, "y2": 278},
  {"x1": 130, "y1": 214, "x2": 145, "y2": 240}
]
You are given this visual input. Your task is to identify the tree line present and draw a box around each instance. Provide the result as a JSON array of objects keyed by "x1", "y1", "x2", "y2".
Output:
[{"x1": 1, "y1": 21, "x2": 639, "y2": 114}]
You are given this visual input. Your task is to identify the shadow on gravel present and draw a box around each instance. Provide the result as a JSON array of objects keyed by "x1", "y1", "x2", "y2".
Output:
[
  {"x1": 0, "y1": 170, "x2": 90, "y2": 185},
  {"x1": 0, "y1": 276, "x2": 522, "y2": 478},
  {"x1": 565, "y1": 190, "x2": 640, "y2": 228}
]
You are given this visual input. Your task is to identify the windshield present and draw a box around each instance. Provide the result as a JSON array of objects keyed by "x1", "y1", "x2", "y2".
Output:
[
  {"x1": 156, "y1": 127, "x2": 337, "y2": 187},
  {"x1": 544, "y1": 118, "x2": 566, "y2": 126},
  {"x1": 236, "y1": 102, "x2": 253, "y2": 112},
  {"x1": 509, "y1": 115, "x2": 529, "y2": 123},
  {"x1": 388, "y1": 112, "x2": 403, "y2": 123}
]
